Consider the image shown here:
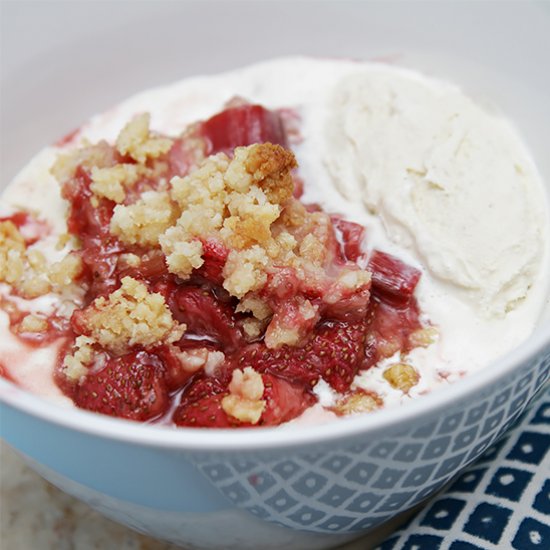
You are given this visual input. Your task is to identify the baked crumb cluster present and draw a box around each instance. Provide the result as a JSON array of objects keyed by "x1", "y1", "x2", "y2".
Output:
[
  {"x1": 0, "y1": 220, "x2": 83, "y2": 298},
  {"x1": 1, "y1": 103, "x2": 432, "y2": 427},
  {"x1": 72, "y1": 276, "x2": 185, "y2": 355}
]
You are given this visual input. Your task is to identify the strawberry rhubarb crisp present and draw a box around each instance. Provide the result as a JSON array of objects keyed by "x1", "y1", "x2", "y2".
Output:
[
  {"x1": 1, "y1": 58, "x2": 547, "y2": 427},
  {"x1": 0, "y1": 102, "x2": 433, "y2": 427}
]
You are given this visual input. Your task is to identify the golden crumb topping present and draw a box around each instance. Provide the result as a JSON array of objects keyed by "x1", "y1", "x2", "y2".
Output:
[
  {"x1": 49, "y1": 253, "x2": 83, "y2": 288},
  {"x1": 159, "y1": 143, "x2": 295, "y2": 279},
  {"x1": 63, "y1": 336, "x2": 96, "y2": 382},
  {"x1": 334, "y1": 390, "x2": 383, "y2": 415},
  {"x1": 383, "y1": 363, "x2": 419, "y2": 393},
  {"x1": 18, "y1": 314, "x2": 48, "y2": 333},
  {"x1": 222, "y1": 367, "x2": 266, "y2": 424},
  {"x1": 116, "y1": 113, "x2": 173, "y2": 164},
  {"x1": 77, "y1": 276, "x2": 185, "y2": 355},
  {"x1": 0, "y1": 221, "x2": 26, "y2": 285},
  {"x1": 110, "y1": 191, "x2": 178, "y2": 247},
  {"x1": 90, "y1": 164, "x2": 141, "y2": 203}
]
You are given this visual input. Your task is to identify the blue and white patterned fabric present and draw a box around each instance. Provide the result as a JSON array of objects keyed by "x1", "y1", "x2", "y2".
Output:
[{"x1": 375, "y1": 385, "x2": 550, "y2": 550}]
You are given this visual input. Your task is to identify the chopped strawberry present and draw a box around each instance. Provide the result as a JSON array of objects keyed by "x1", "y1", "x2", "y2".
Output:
[
  {"x1": 72, "y1": 350, "x2": 169, "y2": 421},
  {"x1": 195, "y1": 238, "x2": 229, "y2": 285},
  {"x1": 201, "y1": 105, "x2": 288, "y2": 155},
  {"x1": 260, "y1": 374, "x2": 316, "y2": 426},
  {"x1": 172, "y1": 286, "x2": 244, "y2": 351},
  {"x1": 236, "y1": 320, "x2": 367, "y2": 393},
  {"x1": 368, "y1": 250, "x2": 421, "y2": 306},
  {"x1": 331, "y1": 217, "x2": 367, "y2": 263},
  {"x1": 172, "y1": 375, "x2": 236, "y2": 427},
  {"x1": 174, "y1": 393, "x2": 238, "y2": 427},
  {"x1": 153, "y1": 345, "x2": 194, "y2": 391}
]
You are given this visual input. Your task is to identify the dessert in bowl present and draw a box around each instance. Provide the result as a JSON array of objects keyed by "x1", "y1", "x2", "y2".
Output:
[{"x1": 1, "y1": 49, "x2": 550, "y2": 550}]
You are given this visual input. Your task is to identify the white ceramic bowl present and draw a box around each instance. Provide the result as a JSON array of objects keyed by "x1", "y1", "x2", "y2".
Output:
[{"x1": 1, "y1": 2, "x2": 550, "y2": 549}]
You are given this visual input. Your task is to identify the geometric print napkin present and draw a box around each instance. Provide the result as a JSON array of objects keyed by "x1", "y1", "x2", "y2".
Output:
[{"x1": 375, "y1": 384, "x2": 550, "y2": 550}]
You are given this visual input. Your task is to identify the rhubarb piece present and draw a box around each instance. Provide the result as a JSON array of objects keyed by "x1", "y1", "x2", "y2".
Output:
[
  {"x1": 201, "y1": 105, "x2": 287, "y2": 155},
  {"x1": 332, "y1": 216, "x2": 367, "y2": 262},
  {"x1": 368, "y1": 250, "x2": 421, "y2": 305}
]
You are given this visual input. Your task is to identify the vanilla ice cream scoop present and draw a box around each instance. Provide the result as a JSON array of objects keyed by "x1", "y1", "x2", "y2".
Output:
[{"x1": 325, "y1": 68, "x2": 546, "y2": 317}]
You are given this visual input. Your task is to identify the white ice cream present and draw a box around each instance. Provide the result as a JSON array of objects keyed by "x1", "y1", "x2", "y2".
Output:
[{"x1": 1, "y1": 57, "x2": 548, "y2": 416}]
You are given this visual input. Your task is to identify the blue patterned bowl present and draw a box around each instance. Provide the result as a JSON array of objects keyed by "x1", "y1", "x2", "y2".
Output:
[{"x1": 1, "y1": 2, "x2": 550, "y2": 549}]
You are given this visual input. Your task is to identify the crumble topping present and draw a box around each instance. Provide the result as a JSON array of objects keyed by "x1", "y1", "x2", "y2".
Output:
[
  {"x1": 63, "y1": 335, "x2": 96, "y2": 382},
  {"x1": 90, "y1": 164, "x2": 141, "y2": 203},
  {"x1": 115, "y1": 113, "x2": 173, "y2": 164},
  {"x1": 74, "y1": 276, "x2": 185, "y2": 355},
  {"x1": 110, "y1": 191, "x2": 178, "y2": 247},
  {"x1": 383, "y1": 363, "x2": 419, "y2": 393},
  {"x1": 222, "y1": 246, "x2": 269, "y2": 298},
  {"x1": 0, "y1": 221, "x2": 27, "y2": 285},
  {"x1": 18, "y1": 314, "x2": 48, "y2": 333},
  {"x1": 49, "y1": 253, "x2": 83, "y2": 288},
  {"x1": 221, "y1": 367, "x2": 266, "y2": 424},
  {"x1": 334, "y1": 390, "x2": 383, "y2": 415}
]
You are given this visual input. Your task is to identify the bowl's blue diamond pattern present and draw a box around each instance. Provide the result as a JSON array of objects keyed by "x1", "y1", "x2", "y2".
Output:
[{"x1": 194, "y1": 349, "x2": 550, "y2": 533}]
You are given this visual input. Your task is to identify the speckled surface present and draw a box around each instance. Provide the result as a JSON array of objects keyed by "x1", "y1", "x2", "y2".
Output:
[
  {"x1": 0, "y1": 440, "x2": 182, "y2": 550},
  {"x1": 0, "y1": 439, "x2": 405, "y2": 550}
]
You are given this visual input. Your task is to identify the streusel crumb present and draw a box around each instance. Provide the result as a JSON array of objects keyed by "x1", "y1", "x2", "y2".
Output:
[
  {"x1": 160, "y1": 143, "x2": 295, "y2": 281},
  {"x1": 77, "y1": 276, "x2": 185, "y2": 354},
  {"x1": 223, "y1": 246, "x2": 269, "y2": 298},
  {"x1": 222, "y1": 367, "x2": 266, "y2": 424},
  {"x1": 90, "y1": 164, "x2": 140, "y2": 203},
  {"x1": 0, "y1": 221, "x2": 52, "y2": 298},
  {"x1": 0, "y1": 221, "x2": 26, "y2": 285},
  {"x1": 18, "y1": 314, "x2": 48, "y2": 333},
  {"x1": 63, "y1": 335, "x2": 96, "y2": 382},
  {"x1": 110, "y1": 191, "x2": 178, "y2": 247},
  {"x1": 49, "y1": 253, "x2": 83, "y2": 287},
  {"x1": 334, "y1": 390, "x2": 383, "y2": 415},
  {"x1": 116, "y1": 113, "x2": 173, "y2": 164},
  {"x1": 383, "y1": 363, "x2": 419, "y2": 393}
]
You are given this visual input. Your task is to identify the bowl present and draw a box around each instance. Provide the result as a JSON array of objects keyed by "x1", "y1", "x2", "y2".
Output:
[{"x1": 1, "y1": 2, "x2": 550, "y2": 549}]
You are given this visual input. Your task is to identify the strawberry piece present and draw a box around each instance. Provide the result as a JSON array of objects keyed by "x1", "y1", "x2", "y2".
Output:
[
  {"x1": 173, "y1": 393, "x2": 237, "y2": 428},
  {"x1": 173, "y1": 286, "x2": 243, "y2": 351},
  {"x1": 260, "y1": 374, "x2": 316, "y2": 426},
  {"x1": 172, "y1": 375, "x2": 236, "y2": 427},
  {"x1": 331, "y1": 216, "x2": 367, "y2": 263},
  {"x1": 368, "y1": 250, "x2": 421, "y2": 306},
  {"x1": 201, "y1": 105, "x2": 287, "y2": 155},
  {"x1": 73, "y1": 350, "x2": 169, "y2": 421},
  {"x1": 195, "y1": 238, "x2": 229, "y2": 285},
  {"x1": 236, "y1": 320, "x2": 367, "y2": 393},
  {"x1": 153, "y1": 345, "x2": 194, "y2": 391}
]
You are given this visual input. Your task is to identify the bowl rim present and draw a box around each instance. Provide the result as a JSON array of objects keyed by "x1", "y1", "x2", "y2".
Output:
[{"x1": 1, "y1": 318, "x2": 549, "y2": 451}]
